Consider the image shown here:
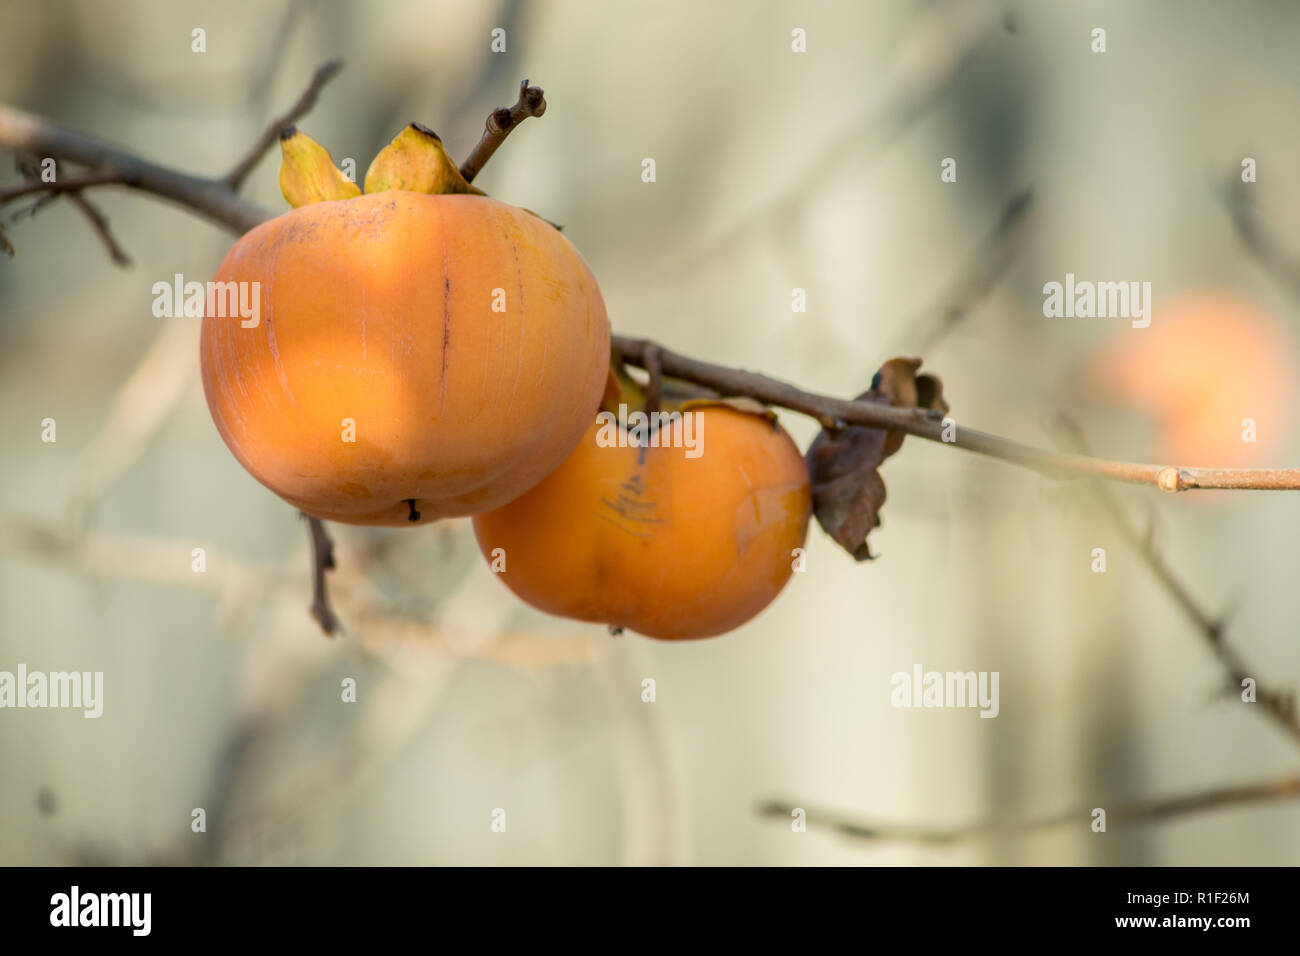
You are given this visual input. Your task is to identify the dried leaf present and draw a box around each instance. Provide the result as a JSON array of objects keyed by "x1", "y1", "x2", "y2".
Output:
[{"x1": 806, "y1": 357, "x2": 949, "y2": 561}]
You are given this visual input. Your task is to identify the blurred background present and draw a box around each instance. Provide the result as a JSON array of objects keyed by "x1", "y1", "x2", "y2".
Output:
[{"x1": 2, "y1": 0, "x2": 1300, "y2": 865}]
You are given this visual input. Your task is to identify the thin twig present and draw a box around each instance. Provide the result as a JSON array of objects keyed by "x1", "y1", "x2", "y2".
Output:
[
  {"x1": 758, "y1": 773, "x2": 1300, "y2": 845},
  {"x1": 0, "y1": 103, "x2": 271, "y2": 233},
  {"x1": 0, "y1": 58, "x2": 345, "y2": 235},
  {"x1": 66, "y1": 192, "x2": 131, "y2": 266},
  {"x1": 679, "y1": 0, "x2": 1003, "y2": 268},
  {"x1": 1217, "y1": 176, "x2": 1300, "y2": 304},
  {"x1": 0, "y1": 171, "x2": 123, "y2": 204},
  {"x1": 458, "y1": 79, "x2": 546, "y2": 184},
  {"x1": 889, "y1": 187, "x2": 1034, "y2": 355},
  {"x1": 222, "y1": 58, "x2": 345, "y2": 189},
  {"x1": 1051, "y1": 414, "x2": 1300, "y2": 744},
  {"x1": 305, "y1": 514, "x2": 340, "y2": 636},
  {"x1": 6, "y1": 158, "x2": 132, "y2": 266}
]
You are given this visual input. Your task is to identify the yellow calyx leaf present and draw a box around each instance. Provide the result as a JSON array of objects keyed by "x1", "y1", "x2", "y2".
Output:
[
  {"x1": 278, "y1": 127, "x2": 361, "y2": 208},
  {"x1": 363, "y1": 123, "x2": 485, "y2": 196}
]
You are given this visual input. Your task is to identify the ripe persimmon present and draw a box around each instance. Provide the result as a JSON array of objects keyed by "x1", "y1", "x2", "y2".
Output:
[
  {"x1": 200, "y1": 126, "x2": 610, "y2": 525},
  {"x1": 472, "y1": 374, "x2": 812, "y2": 639}
]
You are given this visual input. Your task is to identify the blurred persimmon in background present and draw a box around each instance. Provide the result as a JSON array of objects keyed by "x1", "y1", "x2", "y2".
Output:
[{"x1": 1081, "y1": 294, "x2": 1297, "y2": 467}]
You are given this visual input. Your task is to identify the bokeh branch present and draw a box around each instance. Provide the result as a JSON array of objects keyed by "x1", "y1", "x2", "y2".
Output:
[
  {"x1": 1051, "y1": 414, "x2": 1300, "y2": 745},
  {"x1": 759, "y1": 772, "x2": 1300, "y2": 845},
  {"x1": 1218, "y1": 175, "x2": 1300, "y2": 305},
  {"x1": 222, "y1": 58, "x2": 346, "y2": 189}
]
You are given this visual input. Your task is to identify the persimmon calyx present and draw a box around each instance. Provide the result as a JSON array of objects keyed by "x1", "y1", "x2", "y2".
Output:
[
  {"x1": 278, "y1": 127, "x2": 361, "y2": 208},
  {"x1": 364, "y1": 123, "x2": 486, "y2": 197}
]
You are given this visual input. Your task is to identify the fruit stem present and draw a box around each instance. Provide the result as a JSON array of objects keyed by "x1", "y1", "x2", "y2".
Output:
[
  {"x1": 458, "y1": 79, "x2": 547, "y2": 184},
  {"x1": 406, "y1": 498, "x2": 421, "y2": 523}
]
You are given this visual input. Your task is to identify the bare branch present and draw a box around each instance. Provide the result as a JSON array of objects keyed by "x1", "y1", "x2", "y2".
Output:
[
  {"x1": 458, "y1": 79, "x2": 546, "y2": 184},
  {"x1": 0, "y1": 57, "x2": 347, "y2": 236},
  {"x1": 1217, "y1": 176, "x2": 1300, "y2": 304},
  {"x1": 222, "y1": 58, "x2": 345, "y2": 190},
  {"x1": 66, "y1": 192, "x2": 132, "y2": 266},
  {"x1": 759, "y1": 773, "x2": 1300, "y2": 845},
  {"x1": 305, "y1": 514, "x2": 340, "y2": 636},
  {"x1": 612, "y1": 334, "x2": 1300, "y2": 492},
  {"x1": 890, "y1": 187, "x2": 1035, "y2": 355},
  {"x1": 0, "y1": 102, "x2": 273, "y2": 234},
  {"x1": 0, "y1": 171, "x2": 123, "y2": 204},
  {"x1": 1051, "y1": 414, "x2": 1300, "y2": 745}
]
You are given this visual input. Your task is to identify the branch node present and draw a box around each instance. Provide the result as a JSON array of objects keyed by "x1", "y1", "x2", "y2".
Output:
[{"x1": 458, "y1": 79, "x2": 547, "y2": 184}]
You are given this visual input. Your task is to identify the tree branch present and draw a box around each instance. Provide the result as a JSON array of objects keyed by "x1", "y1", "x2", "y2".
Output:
[
  {"x1": 304, "y1": 513, "x2": 340, "y2": 636},
  {"x1": 1050, "y1": 414, "x2": 1300, "y2": 745},
  {"x1": 458, "y1": 79, "x2": 546, "y2": 184},
  {"x1": 222, "y1": 58, "x2": 345, "y2": 189},
  {"x1": 759, "y1": 773, "x2": 1300, "y2": 845},
  {"x1": 0, "y1": 58, "x2": 346, "y2": 237},
  {"x1": 0, "y1": 171, "x2": 123, "y2": 203},
  {"x1": 611, "y1": 334, "x2": 1300, "y2": 492},
  {"x1": 0, "y1": 102, "x2": 273, "y2": 234},
  {"x1": 1218, "y1": 175, "x2": 1300, "y2": 305},
  {"x1": 65, "y1": 192, "x2": 132, "y2": 267},
  {"x1": 888, "y1": 186, "x2": 1034, "y2": 355}
]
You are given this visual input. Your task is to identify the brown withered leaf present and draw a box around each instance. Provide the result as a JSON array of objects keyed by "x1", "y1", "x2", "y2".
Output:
[{"x1": 806, "y1": 357, "x2": 949, "y2": 561}]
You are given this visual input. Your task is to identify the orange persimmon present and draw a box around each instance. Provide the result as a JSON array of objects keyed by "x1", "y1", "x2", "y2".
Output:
[
  {"x1": 472, "y1": 394, "x2": 812, "y2": 640},
  {"x1": 200, "y1": 127, "x2": 610, "y2": 526}
]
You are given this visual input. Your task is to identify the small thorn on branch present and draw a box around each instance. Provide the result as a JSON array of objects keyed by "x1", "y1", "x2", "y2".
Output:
[
  {"x1": 459, "y1": 79, "x2": 547, "y2": 184},
  {"x1": 304, "y1": 513, "x2": 340, "y2": 636}
]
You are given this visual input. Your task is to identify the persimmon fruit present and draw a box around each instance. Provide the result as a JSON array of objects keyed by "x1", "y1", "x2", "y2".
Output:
[
  {"x1": 472, "y1": 377, "x2": 812, "y2": 640},
  {"x1": 200, "y1": 125, "x2": 610, "y2": 525}
]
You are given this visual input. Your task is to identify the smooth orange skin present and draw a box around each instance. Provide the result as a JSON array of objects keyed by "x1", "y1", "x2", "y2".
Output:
[
  {"x1": 472, "y1": 408, "x2": 812, "y2": 640},
  {"x1": 201, "y1": 192, "x2": 610, "y2": 525}
]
